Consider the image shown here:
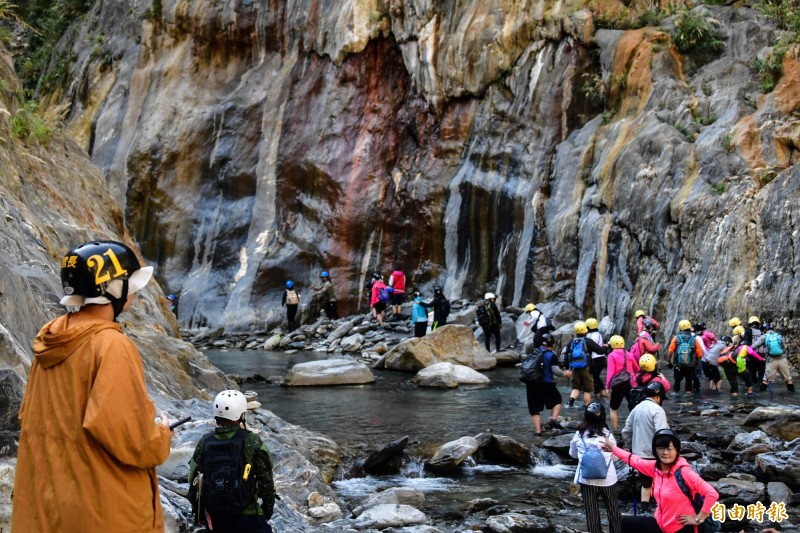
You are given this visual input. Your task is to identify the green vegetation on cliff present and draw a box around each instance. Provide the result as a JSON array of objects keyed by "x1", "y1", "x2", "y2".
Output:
[{"x1": 13, "y1": 0, "x2": 93, "y2": 98}]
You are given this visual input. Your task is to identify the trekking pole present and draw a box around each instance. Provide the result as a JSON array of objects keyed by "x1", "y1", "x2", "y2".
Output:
[{"x1": 169, "y1": 416, "x2": 192, "y2": 430}]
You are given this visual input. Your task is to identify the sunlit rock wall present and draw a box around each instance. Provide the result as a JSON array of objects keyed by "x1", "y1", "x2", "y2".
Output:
[
  {"x1": 55, "y1": 0, "x2": 800, "y2": 346},
  {"x1": 0, "y1": 45, "x2": 230, "y2": 405}
]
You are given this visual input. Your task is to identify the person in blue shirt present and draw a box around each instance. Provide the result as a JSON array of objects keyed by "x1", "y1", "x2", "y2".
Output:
[
  {"x1": 526, "y1": 333, "x2": 570, "y2": 436},
  {"x1": 409, "y1": 292, "x2": 429, "y2": 337}
]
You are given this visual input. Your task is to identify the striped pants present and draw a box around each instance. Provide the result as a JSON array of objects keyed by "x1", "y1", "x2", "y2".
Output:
[{"x1": 580, "y1": 483, "x2": 623, "y2": 533}]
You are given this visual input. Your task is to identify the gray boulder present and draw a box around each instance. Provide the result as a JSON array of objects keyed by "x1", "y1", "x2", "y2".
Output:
[
  {"x1": 742, "y1": 405, "x2": 800, "y2": 441},
  {"x1": 353, "y1": 504, "x2": 427, "y2": 530},
  {"x1": 427, "y1": 436, "x2": 479, "y2": 470},
  {"x1": 352, "y1": 487, "x2": 425, "y2": 517},
  {"x1": 283, "y1": 358, "x2": 375, "y2": 386},
  {"x1": 411, "y1": 362, "x2": 491, "y2": 389},
  {"x1": 486, "y1": 513, "x2": 554, "y2": 532}
]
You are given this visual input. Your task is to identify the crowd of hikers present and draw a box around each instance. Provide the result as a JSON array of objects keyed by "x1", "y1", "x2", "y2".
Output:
[
  {"x1": 13, "y1": 241, "x2": 791, "y2": 533},
  {"x1": 520, "y1": 307, "x2": 792, "y2": 533}
]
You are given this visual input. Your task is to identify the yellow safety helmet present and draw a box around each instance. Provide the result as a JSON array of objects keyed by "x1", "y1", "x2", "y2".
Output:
[
  {"x1": 609, "y1": 335, "x2": 625, "y2": 349},
  {"x1": 729, "y1": 317, "x2": 741, "y2": 328},
  {"x1": 586, "y1": 317, "x2": 599, "y2": 330},
  {"x1": 678, "y1": 319, "x2": 692, "y2": 331},
  {"x1": 635, "y1": 309, "x2": 646, "y2": 318},
  {"x1": 748, "y1": 316, "x2": 761, "y2": 325},
  {"x1": 639, "y1": 354, "x2": 657, "y2": 372},
  {"x1": 574, "y1": 321, "x2": 588, "y2": 335},
  {"x1": 733, "y1": 325, "x2": 745, "y2": 336},
  {"x1": 525, "y1": 303, "x2": 535, "y2": 312}
]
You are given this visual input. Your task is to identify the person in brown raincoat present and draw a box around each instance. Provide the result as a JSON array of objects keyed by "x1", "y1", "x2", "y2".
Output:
[{"x1": 12, "y1": 240, "x2": 173, "y2": 532}]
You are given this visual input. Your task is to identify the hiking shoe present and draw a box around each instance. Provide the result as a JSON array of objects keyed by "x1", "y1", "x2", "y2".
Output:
[
  {"x1": 547, "y1": 419, "x2": 562, "y2": 430},
  {"x1": 568, "y1": 398, "x2": 575, "y2": 408},
  {"x1": 534, "y1": 431, "x2": 542, "y2": 437}
]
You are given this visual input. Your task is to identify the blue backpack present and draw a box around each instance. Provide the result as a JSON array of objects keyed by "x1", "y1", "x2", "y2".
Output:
[
  {"x1": 764, "y1": 332, "x2": 784, "y2": 356},
  {"x1": 378, "y1": 287, "x2": 390, "y2": 304},
  {"x1": 675, "y1": 333, "x2": 696, "y2": 368},
  {"x1": 579, "y1": 437, "x2": 612, "y2": 479},
  {"x1": 569, "y1": 339, "x2": 588, "y2": 369}
]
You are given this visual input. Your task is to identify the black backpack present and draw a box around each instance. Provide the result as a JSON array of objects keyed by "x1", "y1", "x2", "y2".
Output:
[
  {"x1": 476, "y1": 306, "x2": 490, "y2": 327},
  {"x1": 628, "y1": 373, "x2": 656, "y2": 410},
  {"x1": 519, "y1": 348, "x2": 546, "y2": 384},
  {"x1": 434, "y1": 297, "x2": 450, "y2": 318},
  {"x1": 199, "y1": 429, "x2": 256, "y2": 516}
]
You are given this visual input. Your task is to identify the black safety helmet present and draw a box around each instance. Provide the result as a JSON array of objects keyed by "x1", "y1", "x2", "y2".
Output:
[
  {"x1": 540, "y1": 332, "x2": 555, "y2": 347},
  {"x1": 434, "y1": 286, "x2": 443, "y2": 294},
  {"x1": 721, "y1": 335, "x2": 733, "y2": 344},
  {"x1": 584, "y1": 402, "x2": 606, "y2": 424},
  {"x1": 643, "y1": 318, "x2": 656, "y2": 330},
  {"x1": 372, "y1": 272, "x2": 381, "y2": 280},
  {"x1": 763, "y1": 322, "x2": 773, "y2": 331},
  {"x1": 60, "y1": 240, "x2": 147, "y2": 320},
  {"x1": 645, "y1": 381, "x2": 668, "y2": 401},
  {"x1": 413, "y1": 291, "x2": 421, "y2": 298},
  {"x1": 651, "y1": 428, "x2": 681, "y2": 459},
  {"x1": 694, "y1": 321, "x2": 706, "y2": 332}
]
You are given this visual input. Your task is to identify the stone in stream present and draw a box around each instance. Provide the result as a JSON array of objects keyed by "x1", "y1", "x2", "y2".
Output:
[
  {"x1": 383, "y1": 325, "x2": 496, "y2": 371},
  {"x1": 353, "y1": 503, "x2": 427, "y2": 530},
  {"x1": 473, "y1": 433, "x2": 532, "y2": 466},
  {"x1": 426, "y1": 436, "x2": 479, "y2": 470},
  {"x1": 755, "y1": 447, "x2": 800, "y2": 485},
  {"x1": 283, "y1": 358, "x2": 375, "y2": 386},
  {"x1": 742, "y1": 405, "x2": 800, "y2": 441},
  {"x1": 411, "y1": 362, "x2": 490, "y2": 388},
  {"x1": 485, "y1": 513, "x2": 553, "y2": 532},
  {"x1": 355, "y1": 436, "x2": 409, "y2": 475},
  {"x1": 352, "y1": 486, "x2": 425, "y2": 517}
]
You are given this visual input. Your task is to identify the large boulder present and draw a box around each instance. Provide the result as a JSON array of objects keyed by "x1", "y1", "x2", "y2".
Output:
[
  {"x1": 352, "y1": 487, "x2": 426, "y2": 517},
  {"x1": 755, "y1": 448, "x2": 800, "y2": 486},
  {"x1": 353, "y1": 504, "x2": 427, "y2": 530},
  {"x1": 382, "y1": 325, "x2": 496, "y2": 371},
  {"x1": 426, "y1": 436, "x2": 479, "y2": 470},
  {"x1": 742, "y1": 405, "x2": 800, "y2": 441},
  {"x1": 473, "y1": 433, "x2": 532, "y2": 466},
  {"x1": 411, "y1": 362, "x2": 490, "y2": 389},
  {"x1": 283, "y1": 358, "x2": 375, "y2": 386}
]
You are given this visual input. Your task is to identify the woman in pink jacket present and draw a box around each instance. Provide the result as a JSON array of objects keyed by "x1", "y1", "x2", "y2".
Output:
[
  {"x1": 605, "y1": 335, "x2": 640, "y2": 431},
  {"x1": 601, "y1": 429, "x2": 719, "y2": 533}
]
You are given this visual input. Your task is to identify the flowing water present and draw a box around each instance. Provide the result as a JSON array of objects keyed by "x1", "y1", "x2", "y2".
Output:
[{"x1": 204, "y1": 349, "x2": 576, "y2": 519}]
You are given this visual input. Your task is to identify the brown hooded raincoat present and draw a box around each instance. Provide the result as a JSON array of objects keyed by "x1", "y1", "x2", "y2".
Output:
[{"x1": 12, "y1": 315, "x2": 172, "y2": 532}]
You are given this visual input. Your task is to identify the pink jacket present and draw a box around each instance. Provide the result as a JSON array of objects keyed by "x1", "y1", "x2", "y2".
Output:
[
  {"x1": 637, "y1": 316, "x2": 661, "y2": 333},
  {"x1": 612, "y1": 449, "x2": 719, "y2": 533},
  {"x1": 370, "y1": 280, "x2": 387, "y2": 306},
  {"x1": 606, "y1": 348, "x2": 640, "y2": 389},
  {"x1": 701, "y1": 331, "x2": 717, "y2": 349},
  {"x1": 631, "y1": 372, "x2": 672, "y2": 392}
]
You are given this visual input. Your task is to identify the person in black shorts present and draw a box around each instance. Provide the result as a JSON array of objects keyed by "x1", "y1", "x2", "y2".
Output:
[{"x1": 526, "y1": 333, "x2": 570, "y2": 436}]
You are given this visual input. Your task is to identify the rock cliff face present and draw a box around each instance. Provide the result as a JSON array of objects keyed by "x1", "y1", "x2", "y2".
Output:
[
  {"x1": 0, "y1": 45, "x2": 230, "y2": 418},
  {"x1": 49, "y1": 0, "x2": 799, "y2": 342}
]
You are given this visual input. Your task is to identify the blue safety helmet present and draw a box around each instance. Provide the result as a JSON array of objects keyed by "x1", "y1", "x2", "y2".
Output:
[
  {"x1": 286, "y1": 280, "x2": 294, "y2": 289},
  {"x1": 167, "y1": 294, "x2": 174, "y2": 299},
  {"x1": 321, "y1": 271, "x2": 330, "y2": 278}
]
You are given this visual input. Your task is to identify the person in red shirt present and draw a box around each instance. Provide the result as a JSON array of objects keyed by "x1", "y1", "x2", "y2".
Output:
[{"x1": 388, "y1": 267, "x2": 406, "y2": 319}]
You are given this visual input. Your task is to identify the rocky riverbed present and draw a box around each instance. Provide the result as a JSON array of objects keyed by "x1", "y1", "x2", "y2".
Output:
[{"x1": 170, "y1": 308, "x2": 800, "y2": 532}]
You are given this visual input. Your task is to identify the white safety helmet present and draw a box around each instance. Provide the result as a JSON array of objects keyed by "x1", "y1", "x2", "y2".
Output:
[
  {"x1": 484, "y1": 292, "x2": 495, "y2": 300},
  {"x1": 213, "y1": 390, "x2": 248, "y2": 421}
]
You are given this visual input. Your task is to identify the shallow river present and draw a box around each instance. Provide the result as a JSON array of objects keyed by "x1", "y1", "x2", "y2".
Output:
[{"x1": 204, "y1": 349, "x2": 578, "y2": 520}]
